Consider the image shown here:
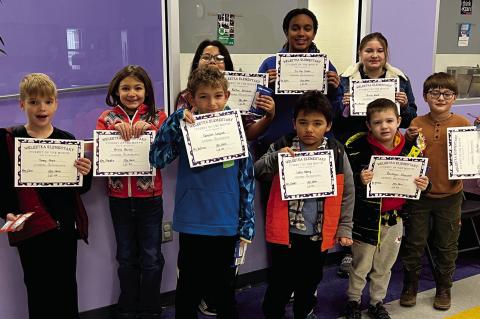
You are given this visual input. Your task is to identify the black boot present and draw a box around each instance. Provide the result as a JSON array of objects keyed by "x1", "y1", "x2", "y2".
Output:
[{"x1": 400, "y1": 269, "x2": 420, "y2": 307}]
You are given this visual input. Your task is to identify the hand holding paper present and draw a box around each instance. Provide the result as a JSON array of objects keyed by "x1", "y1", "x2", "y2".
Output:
[
  {"x1": 326, "y1": 71, "x2": 340, "y2": 89},
  {"x1": 1, "y1": 212, "x2": 35, "y2": 233},
  {"x1": 414, "y1": 175, "x2": 429, "y2": 191},
  {"x1": 75, "y1": 158, "x2": 92, "y2": 176},
  {"x1": 360, "y1": 169, "x2": 374, "y2": 185},
  {"x1": 279, "y1": 147, "x2": 295, "y2": 157},
  {"x1": 132, "y1": 120, "x2": 151, "y2": 138},
  {"x1": 395, "y1": 91, "x2": 409, "y2": 108},
  {"x1": 114, "y1": 121, "x2": 133, "y2": 141},
  {"x1": 183, "y1": 109, "x2": 195, "y2": 124}
]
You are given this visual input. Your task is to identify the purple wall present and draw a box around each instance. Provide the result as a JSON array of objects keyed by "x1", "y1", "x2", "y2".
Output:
[
  {"x1": 0, "y1": 0, "x2": 165, "y2": 139},
  {"x1": 371, "y1": 0, "x2": 479, "y2": 120},
  {"x1": 371, "y1": 0, "x2": 438, "y2": 116}
]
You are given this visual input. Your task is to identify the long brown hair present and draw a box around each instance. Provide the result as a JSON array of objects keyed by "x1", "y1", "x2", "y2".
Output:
[{"x1": 106, "y1": 65, "x2": 157, "y2": 122}]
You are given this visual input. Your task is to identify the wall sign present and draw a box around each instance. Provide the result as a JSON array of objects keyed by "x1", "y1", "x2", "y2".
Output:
[
  {"x1": 458, "y1": 23, "x2": 472, "y2": 46},
  {"x1": 461, "y1": 0, "x2": 473, "y2": 15},
  {"x1": 217, "y1": 13, "x2": 235, "y2": 46}
]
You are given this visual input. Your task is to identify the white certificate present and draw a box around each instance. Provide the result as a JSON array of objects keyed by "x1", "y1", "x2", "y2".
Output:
[
  {"x1": 275, "y1": 53, "x2": 328, "y2": 95},
  {"x1": 447, "y1": 126, "x2": 480, "y2": 179},
  {"x1": 278, "y1": 150, "x2": 337, "y2": 200},
  {"x1": 223, "y1": 71, "x2": 268, "y2": 113},
  {"x1": 350, "y1": 78, "x2": 400, "y2": 116},
  {"x1": 367, "y1": 156, "x2": 428, "y2": 199},
  {"x1": 14, "y1": 138, "x2": 84, "y2": 187},
  {"x1": 181, "y1": 109, "x2": 248, "y2": 168},
  {"x1": 93, "y1": 130, "x2": 156, "y2": 176}
]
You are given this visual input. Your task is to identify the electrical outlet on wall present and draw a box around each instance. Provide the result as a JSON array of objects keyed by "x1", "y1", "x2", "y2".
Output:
[{"x1": 162, "y1": 221, "x2": 173, "y2": 243}]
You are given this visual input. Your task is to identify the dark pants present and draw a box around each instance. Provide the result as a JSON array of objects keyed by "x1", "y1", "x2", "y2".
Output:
[
  {"x1": 263, "y1": 233, "x2": 328, "y2": 319},
  {"x1": 17, "y1": 228, "x2": 79, "y2": 319},
  {"x1": 109, "y1": 196, "x2": 165, "y2": 315},
  {"x1": 402, "y1": 191, "x2": 463, "y2": 283},
  {"x1": 175, "y1": 233, "x2": 238, "y2": 319}
]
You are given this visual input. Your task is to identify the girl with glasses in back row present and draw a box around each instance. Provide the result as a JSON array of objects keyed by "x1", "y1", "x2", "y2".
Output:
[{"x1": 175, "y1": 40, "x2": 276, "y2": 141}]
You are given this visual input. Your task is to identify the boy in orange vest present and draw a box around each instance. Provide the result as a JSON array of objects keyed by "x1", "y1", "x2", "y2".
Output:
[{"x1": 255, "y1": 90, "x2": 354, "y2": 319}]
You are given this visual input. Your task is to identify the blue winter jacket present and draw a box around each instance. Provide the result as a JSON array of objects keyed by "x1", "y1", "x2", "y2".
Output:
[{"x1": 149, "y1": 109, "x2": 255, "y2": 241}]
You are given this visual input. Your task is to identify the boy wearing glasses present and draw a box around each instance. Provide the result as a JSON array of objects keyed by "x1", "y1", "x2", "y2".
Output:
[{"x1": 401, "y1": 72, "x2": 471, "y2": 311}]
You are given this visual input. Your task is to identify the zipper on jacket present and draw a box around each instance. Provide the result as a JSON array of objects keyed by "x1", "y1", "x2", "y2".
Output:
[{"x1": 118, "y1": 106, "x2": 139, "y2": 198}]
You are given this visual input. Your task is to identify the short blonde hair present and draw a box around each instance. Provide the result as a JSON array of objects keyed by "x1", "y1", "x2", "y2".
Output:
[{"x1": 19, "y1": 73, "x2": 57, "y2": 101}]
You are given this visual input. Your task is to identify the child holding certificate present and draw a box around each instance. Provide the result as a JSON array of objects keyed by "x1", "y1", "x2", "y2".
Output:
[
  {"x1": 256, "y1": 8, "x2": 344, "y2": 158},
  {"x1": 335, "y1": 32, "x2": 417, "y2": 144},
  {"x1": 343, "y1": 98, "x2": 429, "y2": 319},
  {"x1": 96, "y1": 65, "x2": 167, "y2": 319},
  {"x1": 401, "y1": 72, "x2": 471, "y2": 311},
  {"x1": 149, "y1": 66, "x2": 255, "y2": 319},
  {"x1": 0, "y1": 73, "x2": 92, "y2": 318},
  {"x1": 254, "y1": 90, "x2": 355, "y2": 319},
  {"x1": 176, "y1": 39, "x2": 275, "y2": 142}
]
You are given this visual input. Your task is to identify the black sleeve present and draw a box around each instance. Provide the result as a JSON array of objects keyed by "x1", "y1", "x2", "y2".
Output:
[
  {"x1": 79, "y1": 170, "x2": 93, "y2": 194},
  {"x1": 0, "y1": 129, "x2": 20, "y2": 219}
]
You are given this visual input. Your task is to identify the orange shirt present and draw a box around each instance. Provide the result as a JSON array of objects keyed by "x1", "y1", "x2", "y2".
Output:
[{"x1": 411, "y1": 113, "x2": 470, "y2": 198}]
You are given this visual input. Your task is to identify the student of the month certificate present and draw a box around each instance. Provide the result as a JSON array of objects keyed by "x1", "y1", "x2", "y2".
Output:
[
  {"x1": 349, "y1": 78, "x2": 400, "y2": 116},
  {"x1": 278, "y1": 150, "x2": 337, "y2": 200},
  {"x1": 275, "y1": 53, "x2": 328, "y2": 95},
  {"x1": 14, "y1": 138, "x2": 84, "y2": 187},
  {"x1": 93, "y1": 130, "x2": 156, "y2": 176},
  {"x1": 181, "y1": 109, "x2": 248, "y2": 168},
  {"x1": 447, "y1": 126, "x2": 480, "y2": 179},
  {"x1": 367, "y1": 156, "x2": 428, "y2": 199},
  {"x1": 223, "y1": 71, "x2": 268, "y2": 113}
]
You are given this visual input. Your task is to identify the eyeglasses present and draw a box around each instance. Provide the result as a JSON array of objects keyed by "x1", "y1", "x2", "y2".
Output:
[
  {"x1": 200, "y1": 53, "x2": 225, "y2": 63},
  {"x1": 427, "y1": 90, "x2": 455, "y2": 100}
]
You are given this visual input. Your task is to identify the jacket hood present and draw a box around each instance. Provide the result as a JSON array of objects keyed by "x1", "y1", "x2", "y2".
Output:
[{"x1": 341, "y1": 62, "x2": 408, "y2": 81}]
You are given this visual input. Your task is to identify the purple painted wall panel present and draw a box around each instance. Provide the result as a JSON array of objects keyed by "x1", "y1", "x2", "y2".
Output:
[
  {"x1": 371, "y1": 0, "x2": 437, "y2": 115},
  {"x1": 0, "y1": 0, "x2": 165, "y2": 139}
]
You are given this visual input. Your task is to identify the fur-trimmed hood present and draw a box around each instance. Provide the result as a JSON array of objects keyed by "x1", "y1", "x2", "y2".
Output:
[{"x1": 341, "y1": 62, "x2": 408, "y2": 81}]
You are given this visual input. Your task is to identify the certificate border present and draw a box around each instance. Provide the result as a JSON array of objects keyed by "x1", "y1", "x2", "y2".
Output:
[
  {"x1": 182, "y1": 109, "x2": 248, "y2": 167},
  {"x1": 223, "y1": 71, "x2": 269, "y2": 114},
  {"x1": 447, "y1": 126, "x2": 480, "y2": 179},
  {"x1": 367, "y1": 155, "x2": 428, "y2": 199},
  {"x1": 278, "y1": 150, "x2": 337, "y2": 200},
  {"x1": 275, "y1": 53, "x2": 328, "y2": 95},
  {"x1": 350, "y1": 78, "x2": 400, "y2": 116},
  {"x1": 15, "y1": 138, "x2": 83, "y2": 187},
  {"x1": 93, "y1": 130, "x2": 156, "y2": 177}
]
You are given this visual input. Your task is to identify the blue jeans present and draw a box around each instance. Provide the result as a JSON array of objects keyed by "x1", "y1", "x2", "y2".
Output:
[{"x1": 109, "y1": 196, "x2": 165, "y2": 314}]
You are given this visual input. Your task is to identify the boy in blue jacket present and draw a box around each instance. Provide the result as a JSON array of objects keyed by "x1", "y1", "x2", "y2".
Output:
[{"x1": 149, "y1": 66, "x2": 255, "y2": 319}]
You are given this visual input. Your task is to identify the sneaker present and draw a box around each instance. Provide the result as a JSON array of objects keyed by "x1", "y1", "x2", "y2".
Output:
[
  {"x1": 337, "y1": 254, "x2": 353, "y2": 278},
  {"x1": 345, "y1": 300, "x2": 361, "y2": 319},
  {"x1": 198, "y1": 298, "x2": 217, "y2": 316},
  {"x1": 305, "y1": 311, "x2": 318, "y2": 319},
  {"x1": 368, "y1": 302, "x2": 391, "y2": 319}
]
